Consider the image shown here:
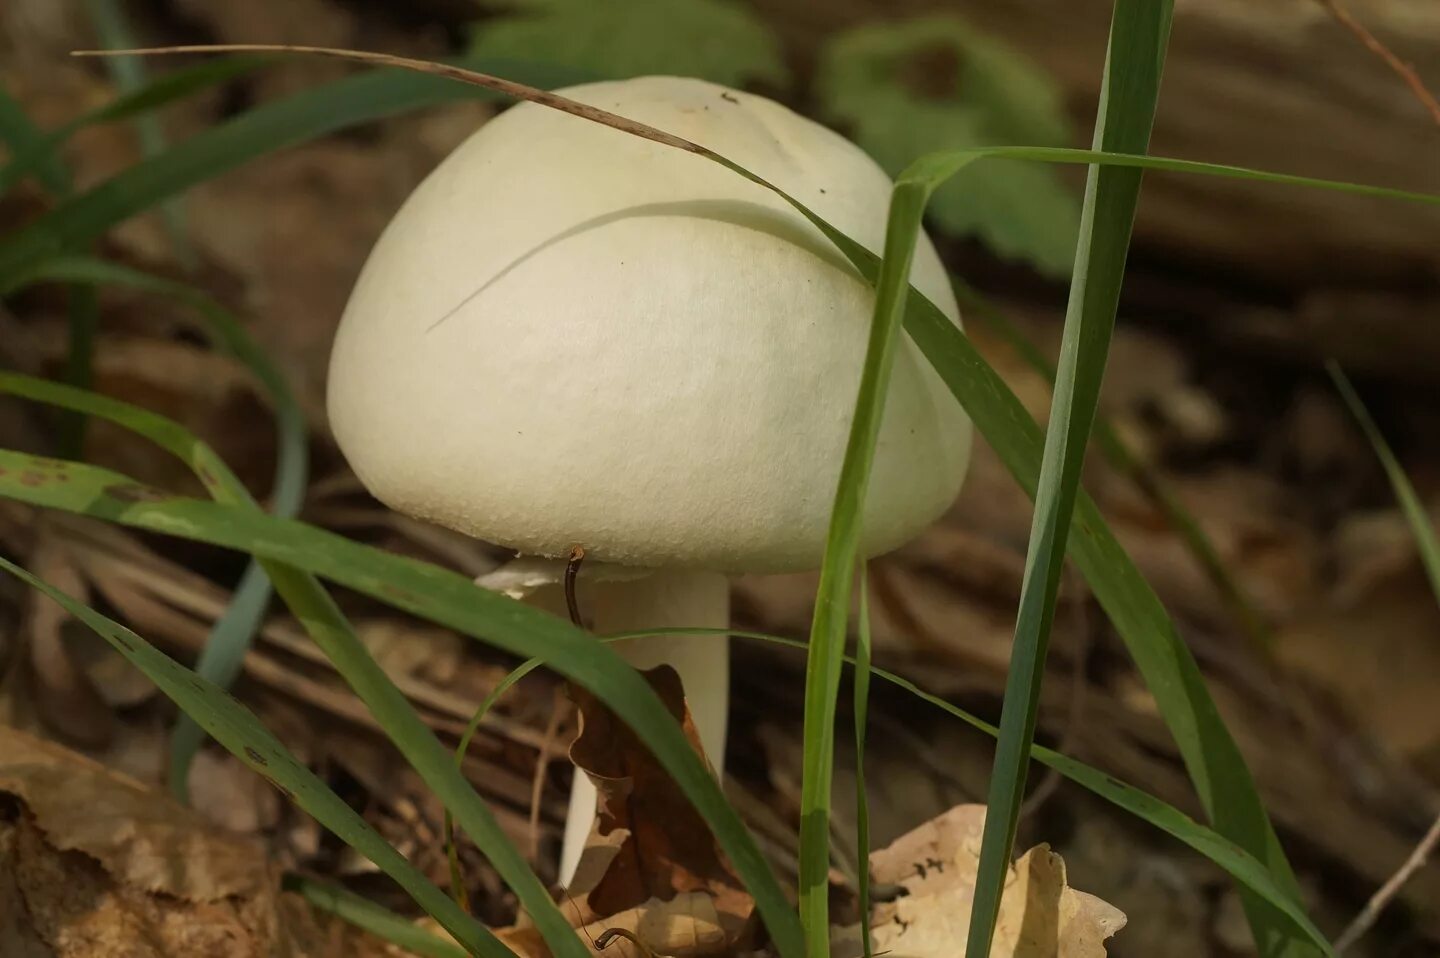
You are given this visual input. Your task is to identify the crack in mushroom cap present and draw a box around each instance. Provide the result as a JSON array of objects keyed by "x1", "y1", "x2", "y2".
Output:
[{"x1": 328, "y1": 75, "x2": 972, "y2": 573}]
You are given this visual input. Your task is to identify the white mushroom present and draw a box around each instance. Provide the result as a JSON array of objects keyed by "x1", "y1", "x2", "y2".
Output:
[{"x1": 327, "y1": 75, "x2": 972, "y2": 886}]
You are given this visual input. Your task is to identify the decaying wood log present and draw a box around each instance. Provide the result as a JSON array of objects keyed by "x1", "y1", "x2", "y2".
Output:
[{"x1": 756, "y1": 0, "x2": 1440, "y2": 286}]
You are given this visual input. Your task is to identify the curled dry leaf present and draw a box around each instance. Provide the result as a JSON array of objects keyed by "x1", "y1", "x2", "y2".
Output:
[
  {"x1": 567, "y1": 666, "x2": 754, "y2": 955},
  {"x1": 0, "y1": 725, "x2": 387, "y2": 957},
  {"x1": 836, "y1": 804, "x2": 1125, "y2": 958}
]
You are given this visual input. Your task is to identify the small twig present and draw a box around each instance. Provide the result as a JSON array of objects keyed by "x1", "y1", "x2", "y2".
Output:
[
  {"x1": 1334, "y1": 811, "x2": 1440, "y2": 953},
  {"x1": 1314, "y1": 0, "x2": 1440, "y2": 131},
  {"x1": 528, "y1": 686, "x2": 571, "y2": 864}
]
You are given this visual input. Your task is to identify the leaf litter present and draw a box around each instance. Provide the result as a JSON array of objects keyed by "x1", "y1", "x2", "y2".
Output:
[{"x1": 0, "y1": 724, "x2": 407, "y2": 957}]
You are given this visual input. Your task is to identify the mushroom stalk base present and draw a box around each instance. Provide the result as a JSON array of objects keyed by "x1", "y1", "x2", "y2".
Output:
[{"x1": 555, "y1": 568, "x2": 729, "y2": 887}]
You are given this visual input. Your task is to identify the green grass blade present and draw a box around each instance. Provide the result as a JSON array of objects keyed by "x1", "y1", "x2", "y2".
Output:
[
  {"x1": 15, "y1": 53, "x2": 1430, "y2": 954},
  {"x1": 81, "y1": 0, "x2": 192, "y2": 265},
  {"x1": 288, "y1": 875, "x2": 470, "y2": 958},
  {"x1": 10, "y1": 256, "x2": 309, "y2": 796},
  {"x1": 795, "y1": 176, "x2": 933, "y2": 953},
  {"x1": 0, "y1": 57, "x2": 588, "y2": 290},
  {"x1": 717, "y1": 119, "x2": 1319, "y2": 958},
  {"x1": 377, "y1": 614, "x2": 1336, "y2": 954},
  {"x1": 0, "y1": 84, "x2": 71, "y2": 193},
  {"x1": 1326, "y1": 370, "x2": 1440, "y2": 952},
  {"x1": 0, "y1": 88, "x2": 98, "y2": 456},
  {"x1": 965, "y1": 5, "x2": 1170, "y2": 951},
  {"x1": 919, "y1": 145, "x2": 1438, "y2": 205},
  {"x1": 0, "y1": 449, "x2": 1334, "y2": 953},
  {"x1": 780, "y1": 216, "x2": 1314, "y2": 952},
  {"x1": 853, "y1": 566, "x2": 874, "y2": 958},
  {"x1": 57, "y1": 286, "x2": 99, "y2": 455},
  {"x1": 167, "y1": 563, "x2": 276, "y2": 793},
  {"x1": 0, "y1": 377, "x2": 591, "y2": 958},
  {"x1": 445, "y1": 657, "x2": 545, "y2": 908},
  {"x1": 601, "y1": 625, "x2": 1333, "y2": 953},
  {"x1": 0, "y1": 552, "x2": 500, "y2": 958},
  {"x1": 1329, "y1": 363, "x2": 1440, "y2": 604},
  {"x1": 0, "y1": 444, "x2": 800, "y2": 958},
  {"x1": 956, "y1": 279, "x2": 1275, "y2": 654},
  {"x1": 0, "y1": 56, "x2": 262, "y2": 197}
]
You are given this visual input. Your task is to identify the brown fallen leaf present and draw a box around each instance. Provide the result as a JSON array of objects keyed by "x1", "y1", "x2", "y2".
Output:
[
  {"x1": 0, "y1": 725, "x2": 393, "y2": 957},
  {"x1": 505, "y1": 893, "x2": 732, "y2": 958},
  {"x1": 567, "y1": 666, "x2": 754, "y2": 955},
  {"x1": 834, "y1": 804, "x2": 1125, "y2": 958},
  {"x1": 25, "y1": 529, "x2": 115, "y2": 748}
]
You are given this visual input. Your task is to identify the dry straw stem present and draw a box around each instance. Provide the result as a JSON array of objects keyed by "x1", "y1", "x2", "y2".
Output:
[
  {"x1": 1313, "y1": 0, "x2": 1440, "y2": 130},
  {"x1": 1312, "y1": 4, "x2": 1440, "y2": 948},
  {"x1": 1335, "y1": 812, "x2": 1440, "y2": 953},
  {"x1": 72, "y1": 45, "x2": 712, "y2": 153}
]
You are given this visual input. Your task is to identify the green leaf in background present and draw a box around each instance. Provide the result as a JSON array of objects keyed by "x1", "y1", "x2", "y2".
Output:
[
  {"x1": 0, "y1": 56, "x2": 589, "y2": 290},
  {"x1": 0, "y1": 56, "x2": 262, "y2": 197},
  {"x1": 81, "y1": 0, "x2": 193, "y2": 266},
  {"x1": 0, "y1": 84, "x2": 71, "y2": 193},
  {"x1": 0, "y1": 553, "x2": 503, "y2": 958},
  {"x1": 469, "y1": 0, "x2": 786, "y2": 88},
  {"x1": 0, "y1": 83, "x2": 97, "y2": 456},
  {"x1": 816, "y1": 15, "x2": 1082, "y2": 276}
]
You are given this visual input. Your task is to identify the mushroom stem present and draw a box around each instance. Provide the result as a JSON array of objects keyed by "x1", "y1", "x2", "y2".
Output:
[{"x1": 556, "y1": 568, "x2": 730, "y2": 886}]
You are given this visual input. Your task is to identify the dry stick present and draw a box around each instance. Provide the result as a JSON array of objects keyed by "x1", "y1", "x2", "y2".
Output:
[
  {"x1": 72, "y1": 45, "x2": 713, "y2": 156},
  {"x1": 1313, "y1": 0, "x2": 1440, "y2": 130},
  {"x1": 529, "y1": 686, "x2": 571, "y2": 864},
  {"x1": 1312, "y1": 3, "x2": 1440, "y2": 947},
  {"x1": 1334, "y1": 811, "x2": 1440, "y2": 953}
]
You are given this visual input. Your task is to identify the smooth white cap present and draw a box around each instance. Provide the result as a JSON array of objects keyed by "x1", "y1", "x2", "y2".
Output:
[{"x1": 328, "y1": 76, "x2": 971, "y2": 573}]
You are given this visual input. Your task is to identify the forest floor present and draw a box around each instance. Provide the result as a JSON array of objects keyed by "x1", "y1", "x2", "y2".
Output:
[{"x1": 2, "y1": 1, "x2": 1439, "y2": 956}]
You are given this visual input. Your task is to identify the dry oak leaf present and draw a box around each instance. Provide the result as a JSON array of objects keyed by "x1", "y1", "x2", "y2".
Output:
[
  {"x1": 504, "y1": 893, "x2": 732, "y2": 958},
  {"x1": 851, "y1": 803, "x2": 1125, "y2": 958},
  {"x1": 567, "y1": 665, "x2": 754, "y2": 955},
  {"x1": 0, "y1": 725, "x2": 359, "y2": 957}
]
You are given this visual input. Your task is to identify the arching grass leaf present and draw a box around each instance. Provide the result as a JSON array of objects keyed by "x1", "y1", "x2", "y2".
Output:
[{"x1": 0, "y1": 553, "x2": 502, "y2": 958}]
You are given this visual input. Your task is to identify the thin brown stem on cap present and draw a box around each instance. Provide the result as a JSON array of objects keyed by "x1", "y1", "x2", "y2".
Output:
[{"x1": 1313, "y1": 0, "x2": 1440, "y2": 131}]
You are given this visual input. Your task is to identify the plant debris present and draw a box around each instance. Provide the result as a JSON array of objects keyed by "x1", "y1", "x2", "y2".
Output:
[
  {"x1": 0, "y1": 725, "x2": 399, "y2": 957},
  {"x1": 831, "y1": 804, "x2": 1125, "y2": 958},
  {"x1": 566, "y1": 666, "x2": 754, "y2": 955}
]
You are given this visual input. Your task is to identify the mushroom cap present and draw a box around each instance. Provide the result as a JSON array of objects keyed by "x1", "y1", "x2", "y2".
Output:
[{"x1": 328, "y1": 76, "x2": 972, "y2": 573}]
